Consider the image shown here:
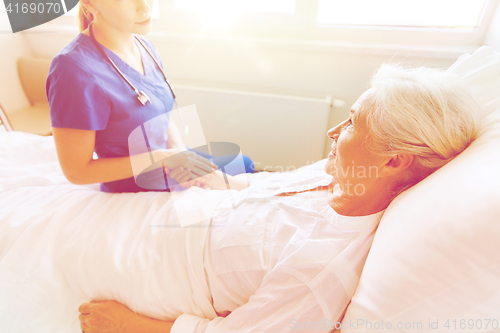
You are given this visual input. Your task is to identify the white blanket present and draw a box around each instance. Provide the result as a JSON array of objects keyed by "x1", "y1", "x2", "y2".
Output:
[
  {"x1": 0, "y1": 131, "x2": 330, "y2": 332},
  {"x1": 0, "y1": 132, "x2": 218, "y2": 332}
]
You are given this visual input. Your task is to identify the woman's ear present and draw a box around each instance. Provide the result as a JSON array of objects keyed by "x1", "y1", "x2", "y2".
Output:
[
  {"x1": 382, "y1": 154, "x2": 414, "y2": 176},
  {"x1": 80, "y1": 0, "x2": 98, "y2": 16}
]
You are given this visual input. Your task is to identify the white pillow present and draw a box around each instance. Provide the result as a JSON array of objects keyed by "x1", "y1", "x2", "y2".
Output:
[{"x1": 341, "y1": 46, "x2": 500, "y2": 333}]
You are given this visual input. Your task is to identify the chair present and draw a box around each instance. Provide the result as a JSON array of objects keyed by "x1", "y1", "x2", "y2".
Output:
[
  {"x1": 5, "y1": 57, "x2": 52, "y2": 136},
  {"x1": 0, "y1": 103, "x2": 13, "y2": 132}
]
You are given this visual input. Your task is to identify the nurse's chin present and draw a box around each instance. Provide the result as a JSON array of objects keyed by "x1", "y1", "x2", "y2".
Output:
[{"x1": 134, "y1": 26, "x2": 153, "y2": 35}]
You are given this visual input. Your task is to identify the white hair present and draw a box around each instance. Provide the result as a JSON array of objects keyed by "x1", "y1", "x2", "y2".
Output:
[{"x1": 362, "y1": 63, "x2": 480, "y2": 196}]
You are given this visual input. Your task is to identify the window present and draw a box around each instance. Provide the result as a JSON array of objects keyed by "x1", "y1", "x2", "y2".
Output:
[
  {"x1": 160, "y1": 0, "x2": 498, "y2": 45},
  {"x1": 309, "y1": 0, "x2": 500, "y2": 47},
  {"x1": 317, "y1": 0, "x2": 488, "y2": 29},
  {"x1": 45, "y1": 0, "x2": 499, "y2": 49}
]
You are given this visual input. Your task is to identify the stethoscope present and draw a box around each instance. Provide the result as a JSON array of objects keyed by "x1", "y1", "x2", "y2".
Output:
[{"x1": 88, "y1": 21, "x2": 189, "y2": 135}]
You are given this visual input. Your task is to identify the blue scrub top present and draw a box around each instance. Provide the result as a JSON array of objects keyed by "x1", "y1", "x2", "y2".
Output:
[{"x1": 46, "y1": 32, "x2": 174, "y2": 193}]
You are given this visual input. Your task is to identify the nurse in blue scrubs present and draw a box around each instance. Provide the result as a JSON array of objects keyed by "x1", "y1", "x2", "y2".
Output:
[{"x1": 46, "y1": 0, "x2": 254, "y2": 193}]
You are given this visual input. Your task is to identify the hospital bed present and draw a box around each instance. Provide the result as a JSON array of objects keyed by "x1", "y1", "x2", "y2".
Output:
[{"x1": 0, "y1": 46, "x2": 499, "y2": 333}]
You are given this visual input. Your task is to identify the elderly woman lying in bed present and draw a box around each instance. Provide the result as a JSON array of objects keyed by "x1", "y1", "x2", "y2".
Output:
[{"x1": 77, "y1": 63, "x2": 479, "y2": 333}]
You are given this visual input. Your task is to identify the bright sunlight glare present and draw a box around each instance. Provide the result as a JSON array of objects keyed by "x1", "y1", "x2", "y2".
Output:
[{"x1": 175, "y1": 0, "x2": 295, "y2": 27}]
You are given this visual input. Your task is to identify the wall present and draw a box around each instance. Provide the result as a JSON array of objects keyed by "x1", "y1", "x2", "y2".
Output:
[
  {"x1": 23, "y1": 19, "x2": 461, "y2": 157},
  {"x1": 9, "y1": 7, "x2": 495, "y2": 157},
  {"x1": 483, "y1": 0, "x2": 500, "y2": 50},
  {"x1": 149, "y1": 37, "x2": 457, "y2": 137},
  {"x1": 0, "y1": 6, "x2": 32, "y2": 115}
]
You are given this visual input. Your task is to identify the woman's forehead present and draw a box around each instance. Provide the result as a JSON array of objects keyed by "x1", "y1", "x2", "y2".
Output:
[
  {"x1": 351, "y1": 92, "x2": 376, "y2": 132},
  {"x1": 354, "y1": 89, "x2": 376, "y2": 117},
  {"x1": 354, "y1": 89, "x2": 373, "y2": 108}
]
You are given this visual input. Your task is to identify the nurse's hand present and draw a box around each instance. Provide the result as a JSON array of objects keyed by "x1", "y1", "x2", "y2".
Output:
[{"x1": 160, "y1": 148, "x2": 217, "y2": 178}]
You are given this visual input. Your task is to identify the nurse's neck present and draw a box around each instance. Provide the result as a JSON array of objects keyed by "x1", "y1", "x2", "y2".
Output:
[{"x1": 84, "y1": 20, "x2": 138, "y2": 57}]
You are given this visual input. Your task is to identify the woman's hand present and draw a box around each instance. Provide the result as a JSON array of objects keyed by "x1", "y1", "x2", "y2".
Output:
[
  {"x1": 158, "y1": 148, "x2": 217, "y2": 178},
  {"x1": 196, "y1": 170, "x2": 250, "y2": 191},
  {"x1": 78, "y1": 300, "x2": 175, "y2": 333},
  {"x1": 78, "y1": 300, "x2": 133, "y2": 333},
  {"x1": 164, "y1": 166, "x2": 214, "y2": 190}
]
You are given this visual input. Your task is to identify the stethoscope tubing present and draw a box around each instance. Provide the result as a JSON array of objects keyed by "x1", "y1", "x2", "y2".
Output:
[
  {"x1": 87, "y1": 21, "x2": 189, "y2": 134},
  {"x1": 134, "y1": 37, "x2": 176, "y2": 99},
  {"x1": 88, "y1": 21, "x2": 176, "y2": 101}
]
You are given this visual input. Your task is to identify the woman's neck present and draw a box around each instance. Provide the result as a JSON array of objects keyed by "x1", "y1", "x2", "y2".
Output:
[
  {"x1": 88, "y1": 20, "x2": 138, "y2": 57},
  {"x1": 328, "y1": 182, "x2": 390, "y2": 217}
]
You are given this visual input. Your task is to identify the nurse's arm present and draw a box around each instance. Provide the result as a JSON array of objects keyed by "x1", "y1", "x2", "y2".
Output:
[
  {"x1": 53, "y1": 127, "x2": 214, "y2": 185},
  {"x1": 166, "y1": 121, "x2": 186, "y2": 150},
  {"x1": 53, "y1": 127, "x2": 142, "y2": 185}
]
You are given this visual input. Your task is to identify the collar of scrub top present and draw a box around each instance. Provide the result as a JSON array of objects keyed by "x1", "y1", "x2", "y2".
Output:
[{"x1": 88, "y1": 21, "x2": 176, "y2": 106}]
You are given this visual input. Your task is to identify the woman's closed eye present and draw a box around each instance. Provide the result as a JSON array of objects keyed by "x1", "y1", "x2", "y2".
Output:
[{"x1": 345, "y1": 118, "x2": 353, "y2": 128}]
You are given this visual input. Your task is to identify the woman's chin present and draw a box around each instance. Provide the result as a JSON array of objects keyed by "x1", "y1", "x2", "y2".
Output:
[
  {"x1": 134, "y1": 24, "x2": 152, "y2": 35},
  {"x1": 324, "y1": 162, "x2": 336, "y2": 177}
]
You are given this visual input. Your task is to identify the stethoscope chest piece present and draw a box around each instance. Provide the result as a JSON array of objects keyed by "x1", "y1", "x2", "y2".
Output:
[{"x1": 137, "y1": 90, "x2": 151, "y2": 106}]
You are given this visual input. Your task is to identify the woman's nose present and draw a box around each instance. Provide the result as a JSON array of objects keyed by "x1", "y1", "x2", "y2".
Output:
[
  {"x1": 136, "y1": 0, "x2": 151, "y2": 12},
  {"x1": 327, "y1": 123, "x2": 341, "y2": 141}
]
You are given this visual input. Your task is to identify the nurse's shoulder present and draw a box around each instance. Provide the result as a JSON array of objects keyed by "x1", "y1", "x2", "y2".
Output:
[
  {"x1": 48, "y1": 30, "x2": 105, "y2": 79},
  {"x1": 46, "y1": 30, "x2": 110, "y2": 131}
]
